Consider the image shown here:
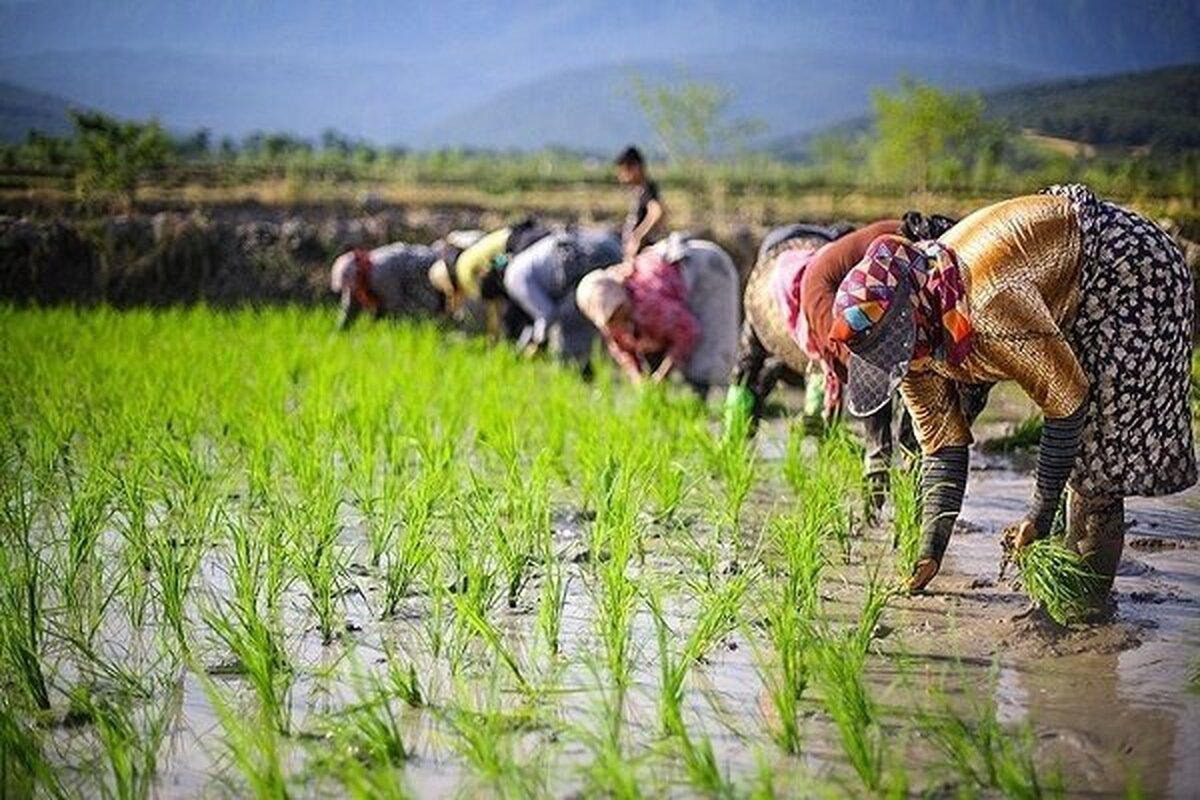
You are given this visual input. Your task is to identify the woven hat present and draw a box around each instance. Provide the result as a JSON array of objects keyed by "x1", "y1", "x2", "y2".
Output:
[{"x1": 743, "y1": 235, "x2": 832, "y2": 373}]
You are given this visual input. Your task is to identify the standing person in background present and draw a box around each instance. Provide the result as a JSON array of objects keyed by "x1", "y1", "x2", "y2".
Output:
[
  {"x1": 615, "y1": 146, "x2": 667, "y2": 260},
  {"x1": 330, "y1": 241, "x2": 445, "y2": 330}
]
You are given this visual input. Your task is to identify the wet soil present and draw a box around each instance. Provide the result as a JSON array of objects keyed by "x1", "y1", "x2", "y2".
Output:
[{"x1": 47, "y1": 385, "x2": 1200, "y2": 798}]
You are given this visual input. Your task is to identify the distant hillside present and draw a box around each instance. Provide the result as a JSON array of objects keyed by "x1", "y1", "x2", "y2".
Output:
[
  {"x1": 0, "y1": 81, "x2": 80, "y2": 141},
  {"x1": 984, "y1": 64, "x2": 1200, "y2": 151},
  {"x1": 768, "y1": 64, "x2": 1200, "y2": 161},
  {"x1": 0, "y1": 1, "x2": 1197, "y2": 146},
  {"x1": 414, "y1": 50, "x2": 1037, "y2": 153}
]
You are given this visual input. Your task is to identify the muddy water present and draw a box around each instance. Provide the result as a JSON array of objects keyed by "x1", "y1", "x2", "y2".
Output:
[
  {"x1": 54, "y1": 386, "x2": 1200, "y2": 798},
  {"x1": 824, "y1": 385, "x2": 1200, "y2": 797}
]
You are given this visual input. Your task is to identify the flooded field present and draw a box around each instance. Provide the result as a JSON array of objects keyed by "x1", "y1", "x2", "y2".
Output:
[{"x1": 2, "y1": 307, "x2": 1197, "y2": 799}]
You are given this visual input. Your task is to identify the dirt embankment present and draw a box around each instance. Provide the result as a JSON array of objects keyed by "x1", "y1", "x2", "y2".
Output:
[{"x1": 0, "y1": 201, "x2": 763, "y2": 308}]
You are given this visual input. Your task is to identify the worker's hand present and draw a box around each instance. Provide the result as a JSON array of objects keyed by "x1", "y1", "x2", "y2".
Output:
[
  {"x1": 999, "y1": 518, "x2": 1038, "y2": 578},
  {"x1": 650, "y1": 356, "x2": 674, "y2": 384}
]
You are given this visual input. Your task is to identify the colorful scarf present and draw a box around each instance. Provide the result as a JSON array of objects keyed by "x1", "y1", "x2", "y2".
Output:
[{"x1": 831, "y1": 234, "x2": 973, "y2": 367}]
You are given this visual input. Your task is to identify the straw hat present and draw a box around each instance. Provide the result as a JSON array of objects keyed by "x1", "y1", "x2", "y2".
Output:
[{"x1": 742, "y1": 235, "x2": 834, "y2": 374}]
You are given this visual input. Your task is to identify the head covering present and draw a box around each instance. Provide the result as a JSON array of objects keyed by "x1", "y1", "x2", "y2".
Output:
[
  {"x1": 830, "y1": 234, "x2": 972, "y2": 416},
  {"x1": 576, "y1": 269, "x2": 629, "y2": 329},
  {"x1": 330, "y1": 251, "x2": 355, "y2": 293},
  {"x1": 446, "y1": 229, "x2": 486, "y2": 250},
  {"x1": 428, "y1": 257, "x2": 457, "y2": 298}
]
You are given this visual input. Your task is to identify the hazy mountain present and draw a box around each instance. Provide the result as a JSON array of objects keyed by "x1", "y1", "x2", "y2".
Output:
[
  {"x1": 767, "y1": 64, "x2": 1200, "y2": 161},
  {"x1": 0, "y1": 80, "x2": 81, "y2": 140},
  {"x1": 984, "y1": 64, "x2": 1200, "y2": 151},
  {"x1": 414, "y1": 51, "x2": 1038, "y2": 152},
  {"x1": 0, "y1": 1, "x2": 1195, "y2": 147}
]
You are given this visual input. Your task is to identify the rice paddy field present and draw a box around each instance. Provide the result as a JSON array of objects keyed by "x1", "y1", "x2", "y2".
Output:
[{"x1": 2, "y1": 306, "x2": 1198, "y2": 799}]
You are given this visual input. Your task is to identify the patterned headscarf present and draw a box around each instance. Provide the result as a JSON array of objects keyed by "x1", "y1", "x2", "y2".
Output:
[{"x1": 831, "y1": 234, "x2": 973, "y2": 367}]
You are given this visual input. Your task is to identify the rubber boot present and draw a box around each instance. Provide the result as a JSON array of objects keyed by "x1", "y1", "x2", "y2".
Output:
[{"x1": 1064, "y1": 490, "x2": 1125, "y2": 614}]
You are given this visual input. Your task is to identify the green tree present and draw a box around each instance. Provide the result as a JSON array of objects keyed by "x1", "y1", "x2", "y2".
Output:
[
  {"x1": 70, "y1": 111, "x2": 170, "y2": 208},
  {"x1": 627, "y1": 74, "x2": 764, "y2": 163},
  {"x1": 867, "y1": 78, "x2": 1008, "y2": 192}
]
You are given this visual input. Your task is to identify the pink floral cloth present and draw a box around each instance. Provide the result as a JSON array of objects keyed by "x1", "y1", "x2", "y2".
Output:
[
  {"x1": 607, "y1": 252, "x2": 700, "y2": 374},
  {"x1": 772, "y1": 246, "x2": 841, "y2": 416}
]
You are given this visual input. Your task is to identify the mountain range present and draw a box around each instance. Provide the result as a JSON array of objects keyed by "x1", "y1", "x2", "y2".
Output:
[{"x1": 0, "y1": 0, "x2": 1197, "y2": 150}]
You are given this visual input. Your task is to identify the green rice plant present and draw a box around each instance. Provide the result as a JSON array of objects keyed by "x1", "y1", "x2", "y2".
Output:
[
  {"x1": 0, "y1": 697, "x2": 65, "y2": 799},
  {"x1": 202, "y1": 598, "x2": 294, "y2": 735},
  {"x1": 336, "y1": 760, "x2": 413, "y2": 800},
  {"x1": 450, "y1": 587, "x2": 531, "y2": 696},
  {"x1": 1014, "y1": 539, "x2": 1099, "y2": 625},
  {"x1": 812, "y1": 635, "x2": 884, "y2": 792},
  {"x1": 248, "y1": 505, "x2": 289, "y2": 619},
  {"x1": 79, "y1": 686, "x2": 175, "y2": 800},
  {"x1": 147, "y1": 522, "x2": 205, "y2": 654},
  {"x1": 890, "y1": 462, "x2": 922, "y2": 578},
  {"x1": 59, "y1": 466, "x2": 115, "y2": 646},
  {"x1": 536, "y1": 548, "x2": 570, "y2": 659},
  {"x1": 380, "y1": 469, "x2": 437, "y2": 618},
  {"x1": 754, "y1": 590, "x2": 810, "y2": 755},
  {"x1": 284, "y1": 479, "x2": 347, "y2": 646},
  {"x1": 319, "y1": 665, "x2": 411, "y2": 774},
  {"x1": 648, "y1": 581, "x2": 737, "y2": 704},
  {"x1": 591, "y1": 549, "x2": 638, "y2": 692},
  {"x1": 696, "y1": 420, "x2": 757, "y2": 543},
  {"x1": 768, "y1": 509, "x2": 828, "y2": 619},
  {"x1": 0, "y1": 468, "x2": 53, "y2": 712},
  {"x1": 916, "y1": 674, "x2": 1065, "y2": 799},
  {"x1": 577, "y1": 671, "x2": 642, "y2": 800},
  {"x1": 110, "y1": 458, "x2": 153, "y2": 630},
  {"x1": 199, "y1": 673, "x2": 290, "y2": 800},
  {"x1": 811, "y1": 576, "x2": 892, "y2": 793},
  {"x1": 441, "y1": 683, "x2": 543, "y2": 800},
  {"x1": 650, "y1": 459, "x2": 690, "y2": 524}
]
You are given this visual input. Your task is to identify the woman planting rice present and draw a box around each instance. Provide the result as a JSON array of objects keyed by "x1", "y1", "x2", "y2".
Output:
[
  {"x1": 429, "y1": 219, "x2": 550, "y2": 338},
  {"x1": 502, "y1": 227, "x2": 622, "y2": 368},
  {"x1": 830, "y1": 185, "x2": 1197, "y2": 609},
  {"x1": 576, "y1": 237, "x2": 739, "y2": 398},
  {"x1": 730, "y1": 222, "x2": 847, "y2": 425},
  {"x1": 330, "y1": 240, "x2": 447, "y2": 329},
  {"x1": 731, "y1": 214, "x2": 967, "y2": 502}
]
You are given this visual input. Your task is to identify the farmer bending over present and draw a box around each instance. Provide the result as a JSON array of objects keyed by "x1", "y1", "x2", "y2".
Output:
[
  {"x1": 429, "y1": 219, "x2": 550, "y2": 339},
  {"x1": 576, "y1": 237, "x2": 739, "y2": 399},
  {"x1": 830, "y1": 185, "x2": 1196, "y2": 612},
  {"x1": 502, "y1": 227, "x2": 622, "y2": 370},
  {"x1": 330, "y1": 240, "x2": 446, "y2": 330}
]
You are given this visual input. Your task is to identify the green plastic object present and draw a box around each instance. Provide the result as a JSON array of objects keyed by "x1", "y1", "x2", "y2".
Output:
[
  {"x1": 723, "y1": 384, "x2": 755, "y2": 438},
  {"x1": 803, "y1": 374, "x2": 825, "y2": 418}
]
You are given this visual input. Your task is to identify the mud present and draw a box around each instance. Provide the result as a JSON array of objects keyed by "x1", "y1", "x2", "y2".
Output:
[
  {"x1": 0, "y1": 203, "x2": 762, "y2": 309},
  {"x1": 38, "y1": 387, "x2": 1200, "y2": 798}
]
